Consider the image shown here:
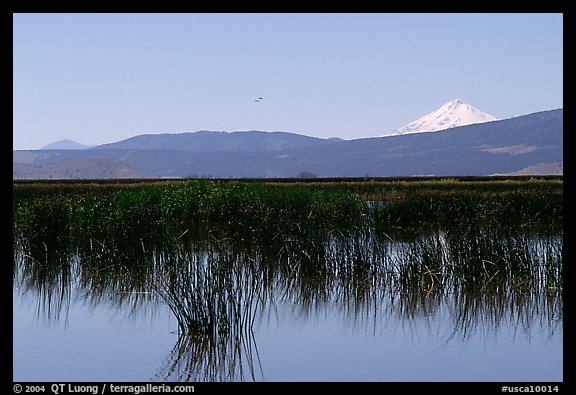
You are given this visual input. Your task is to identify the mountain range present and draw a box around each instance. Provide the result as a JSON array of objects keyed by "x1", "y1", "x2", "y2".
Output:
[{"x1": 13, "y1": 104, "x2": 563, "y2": 179}]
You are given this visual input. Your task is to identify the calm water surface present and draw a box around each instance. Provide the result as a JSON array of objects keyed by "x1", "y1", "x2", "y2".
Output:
[
  {"x1": 13, "y1": 214, "x2": 563, "y2": 382},
  {"x1": 13, "y1": 273, "x2": 563, "y2": 382}
]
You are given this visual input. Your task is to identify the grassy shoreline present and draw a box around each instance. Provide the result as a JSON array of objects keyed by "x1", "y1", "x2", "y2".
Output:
[{"x1": 13, "y1": 176, "x2": 563, "y2": 226}]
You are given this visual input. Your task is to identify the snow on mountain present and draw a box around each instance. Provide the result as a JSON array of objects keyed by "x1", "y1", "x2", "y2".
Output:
[{"x1": 383, "y1": 99, "x2": 498, "y2": 136}]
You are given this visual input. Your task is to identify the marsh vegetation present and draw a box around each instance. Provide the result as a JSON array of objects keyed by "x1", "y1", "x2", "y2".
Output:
[{"x1": 13, "y1": 177, "x2": 563, "y2": 381}]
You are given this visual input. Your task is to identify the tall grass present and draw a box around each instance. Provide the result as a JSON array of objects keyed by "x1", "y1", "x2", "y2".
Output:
[
  {"x1": 368, "y1": 188, "x2": 562, "y2": 231},
  {"x1": 14, "y1": 180, "x2": 365, "y2": 250}
]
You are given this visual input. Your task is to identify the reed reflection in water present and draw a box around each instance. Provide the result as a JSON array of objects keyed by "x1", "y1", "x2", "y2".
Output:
[
  {"x1": 152, "y1": 242, "x2": 265, "y2": 381},
  {"x1": 13, "y1": 222, "x2": 562, "y2": 382}
]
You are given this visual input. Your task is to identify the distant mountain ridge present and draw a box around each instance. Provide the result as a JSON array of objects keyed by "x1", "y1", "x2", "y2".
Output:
[
  {"x1": 13, "y1": 108, "x2": 563, "y2": 179},
  {"x1": 94, "y1": 130, "x2": 343, "y2": 152}
]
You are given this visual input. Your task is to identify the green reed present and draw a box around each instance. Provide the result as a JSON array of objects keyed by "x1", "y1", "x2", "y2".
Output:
[
  {"x1": 14, "y1": 180, "x2": 365, "y2": 250},
  {"x1": 13, "y1": 178, "x2": 562, "y2": 235},
  {"x1": 368, "y1": 187, "x2": 562, "y2": 232},
  {"x1": 152, "y1": 240, "x2": 263, "y2": 337}
]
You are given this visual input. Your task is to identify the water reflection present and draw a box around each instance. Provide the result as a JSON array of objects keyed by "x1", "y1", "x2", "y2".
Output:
[
  {"x1": 13, "y1": 223, "x2": 562, "y2": 381},
  {"x1": 155, "y1": 326, "x2": 264, "y2": 382}
]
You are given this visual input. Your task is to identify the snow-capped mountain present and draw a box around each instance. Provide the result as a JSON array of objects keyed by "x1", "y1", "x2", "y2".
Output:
[{"x1": 383, "y1": 99, "x2": 498, "y2": 136}]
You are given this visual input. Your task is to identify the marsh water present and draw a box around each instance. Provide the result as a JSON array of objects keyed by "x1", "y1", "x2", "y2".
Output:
[{"x1": 13, "y1": 221, "x2": 563, "y2": 382}]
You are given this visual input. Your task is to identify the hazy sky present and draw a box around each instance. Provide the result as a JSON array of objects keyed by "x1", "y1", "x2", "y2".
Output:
[{"x1": 13, "y1": 13, "x2": 563, "y2": 150}]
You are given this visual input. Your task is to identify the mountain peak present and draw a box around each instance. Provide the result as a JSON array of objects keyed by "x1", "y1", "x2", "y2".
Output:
[
  {"x1": 40, "y1": 139, "x2": 95, "y2": 150},
  {"x1": 384, "y1": 99, "x2": 498, "y2": 136}
]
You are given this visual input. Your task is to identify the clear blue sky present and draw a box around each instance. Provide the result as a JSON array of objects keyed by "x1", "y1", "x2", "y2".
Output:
[{"x1": 13, "y1": 13, "x2": 563, "y2": 149}]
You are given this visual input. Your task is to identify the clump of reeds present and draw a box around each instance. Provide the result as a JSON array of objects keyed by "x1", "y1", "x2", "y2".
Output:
[{"x1": 152, "y1": 241, "x2": 263, "y2": 337}]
